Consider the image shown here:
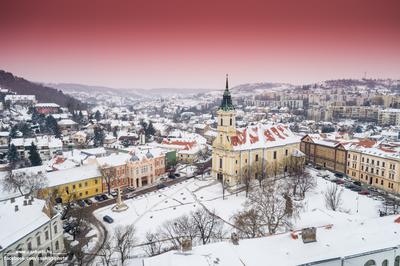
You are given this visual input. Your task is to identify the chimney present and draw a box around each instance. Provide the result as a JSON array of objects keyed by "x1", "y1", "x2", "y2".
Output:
[
  {"x1": 24, "y1": 194, "x2": 29, "y2": 199},
  {"x1": 181, "y1": 238, "x2": 192, "y2": 252},
  {"x1": 28, "y1": 200, "x2": 32, "y2": 205},
  {"x1": 10, "y1": 198, "x2": 15, "y2": 203},
  {"x1": 14, "y1": 205, "x2": 19, "y2": 212},
  {"x1": 301, "y1": 227, "x2": 317, "y2": 243},
  {"x1": 23, "y1": 200, "x2": 27, "y2": 206}
]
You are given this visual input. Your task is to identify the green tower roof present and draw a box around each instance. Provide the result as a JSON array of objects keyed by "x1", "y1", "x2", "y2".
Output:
[{"x1": 218, "y1": 74, "x2": 235, "y2": 111}]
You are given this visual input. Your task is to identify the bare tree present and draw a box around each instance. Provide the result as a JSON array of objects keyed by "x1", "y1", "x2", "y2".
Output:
[
  {"x1": 246, "y1": 180, "x2": 300, "y2": 234},
  {"x1": 143, "y1": 231, "x2": 163, "y2": 256},
  {"x1": 232, "y1": 208, "x2": 265, "y2": 238},
  {"x1": 98, "y1": 236, "x2": 115, "y2": 266},
  {"x1": 191, "y1": 208, "x2": 224, "y2": 245},
  {"x1": 3, "y1": 171, "x2": 48, "y2": 197},
  {"x1": 324, "y1": 184, "x2": 343, "y2": 211},
  {"x1": 114, "y1": 224, "x2": 136, "y2": 266},
  {"x1": 100, "y1": 166, "x2": 117, "y2": 195},
  {"x1": 240, "y1": 165, "x2": 252, "y2": 197},
  {"x1": 160, "y1": 214, "x2": 197, "y2": 249},
  {"x1": 297, "y1": 172, "x2": 316, "y2": 198}
]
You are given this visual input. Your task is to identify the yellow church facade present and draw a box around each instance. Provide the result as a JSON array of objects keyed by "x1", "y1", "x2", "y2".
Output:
[{"x1": 211, "y1": 76, "x2": 303, "y2": 185}]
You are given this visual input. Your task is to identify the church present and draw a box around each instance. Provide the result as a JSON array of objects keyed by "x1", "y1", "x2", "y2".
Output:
[{"x1": 211, "y1": 75, "x2": 303, "y2": 185}]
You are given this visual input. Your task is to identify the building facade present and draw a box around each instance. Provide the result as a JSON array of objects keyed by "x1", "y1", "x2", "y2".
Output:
[{"x1": 300, "y1": 134, "x2": 348, "y2": 174}]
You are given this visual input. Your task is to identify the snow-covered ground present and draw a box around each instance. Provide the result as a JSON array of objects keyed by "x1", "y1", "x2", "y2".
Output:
[{"x1": 94, "y1": 168, "x2": 383, "y2": 245}]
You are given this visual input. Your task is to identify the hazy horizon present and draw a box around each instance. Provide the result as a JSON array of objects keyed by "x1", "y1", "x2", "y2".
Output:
[{"x1": 1, "y1": 0, "x2": 399, "y2": 89}]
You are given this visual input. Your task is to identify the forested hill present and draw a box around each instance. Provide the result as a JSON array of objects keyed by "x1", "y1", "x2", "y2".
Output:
[{"x1": 0, "y1": 70, "x2": 85, "y2": 109}]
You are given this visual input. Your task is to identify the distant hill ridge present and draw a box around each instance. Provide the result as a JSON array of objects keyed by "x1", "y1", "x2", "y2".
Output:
[{"x1": 0, "y1": 70, "x2": 85, "y2": 109}]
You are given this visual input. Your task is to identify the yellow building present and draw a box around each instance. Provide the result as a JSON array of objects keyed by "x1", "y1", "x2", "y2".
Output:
[
  {"x1": 212, "y1": 75, "x2": 302, "y2": 185},
  {"x1": 40, "y1": 164, "x2": 103, "y2": 203},
  {"x1": 346, "y1": 140, "x2": 400, "y2": 194}
]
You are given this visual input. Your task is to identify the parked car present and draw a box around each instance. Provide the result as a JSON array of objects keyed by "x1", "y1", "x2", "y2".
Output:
[
  {"x1": 174, "y1": 173, "x2": 181, "y2": 177},
  {"x1": 334, "y1": 173, "x2": 343, "y2": 178},
  {"x1": 84, "y1": 199, "x2": 93, "y2": 205},
  {"x1": 168, "y1": 174, "x2": 176, "y2": 179},
  {"x1": 344, "y1": 183, "x2": 355, "y2": 189},
  {"x1": 95, "y1": 195, "x2": 104, "y2": 202},
  {"x1": 103, "y1": 215, "x2": 114, "y2": 223},
  {"x1": 332, "y1": 179, "x2": 345, "y2": 185},
  {"x1": 350, "y1": 186, "x2": 362, "y2": 192},
  {"x1": 353, "y1": 181, "x2": 362, "y2": 187},
  {"x1": 358, "y1": 190, "x2": 370, "y2": 195},
  {"x1": 157, "y1": 183, "x2": 167, "y2": 189},
  {"x1": 110, "y1": 191, "x2": 118, "y2": 198},
  {"x1": 101, "y1": 194, "x2": 109, "y2": 201}
]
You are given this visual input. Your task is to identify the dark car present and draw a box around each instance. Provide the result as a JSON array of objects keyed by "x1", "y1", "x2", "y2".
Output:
[
  {"x1": 174, "y1": 173, "x2": 181, "y2": 177},
  {"x1": 95, "y1": 195, "x2": 104, "y2": 202},
  {"x1": 353, "y1": 181, "x2": 362, "y2": 187},
  {"x1": 359, "y1": 190, "x2": 370, "y2": 195},
  {"x1": 84, "y1": 199, "x2": 93, "y2": 205},
  {"x1": 77, "y1": 200, "x2": 86, "y2": 207},
  {"x1": 168, "y1": 174, "x2": 176, "y2": 179},
  {"x1": 101, "y1": 194, "x2": 109, "y2": 200},
  {"x1": 157, "y1": 183, "x2": 167, "y2": 189},
  {"x1": 350, "y1": 186, "x2": 362, "y2": 192},
  {"x1": 334, "y1": 173, "x2": 343, "y2": 178},
  {"x1": 344, "y1": 183, "x2": 355, "y2": 189},
  {"x1": 103, "y1": 215, "x2": 114, "y2": 223}
]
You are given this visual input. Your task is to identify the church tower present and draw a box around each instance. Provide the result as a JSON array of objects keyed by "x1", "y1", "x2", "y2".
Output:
[
  {"x1": 216, "y1": 74, "x2": 236, "y2": 145},
  {"x1": 212, "y1": 74, "x2": 236, "y2": 182}
]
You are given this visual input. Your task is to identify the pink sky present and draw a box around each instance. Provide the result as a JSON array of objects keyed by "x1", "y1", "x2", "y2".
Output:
[{"x1": 0, "y1": 0, "x2": 399, "y2": 89}]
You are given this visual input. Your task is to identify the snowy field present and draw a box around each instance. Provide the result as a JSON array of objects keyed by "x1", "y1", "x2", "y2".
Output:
[{"x1": 94, "y1": 167, "x2": 383, "y2": 245}]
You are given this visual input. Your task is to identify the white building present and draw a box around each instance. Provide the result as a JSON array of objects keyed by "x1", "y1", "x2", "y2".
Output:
[
  {"x1": 0, "y1": 196, "x2": 64, "y2": 266},
  {"x1": 10, "y1": 136, "x2": 63, "y2": 161},
  {"x1": 143, "y1": 212, "x2": 400, "y2": 266}
]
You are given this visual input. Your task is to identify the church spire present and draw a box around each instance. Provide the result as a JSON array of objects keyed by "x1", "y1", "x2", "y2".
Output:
[{"x1": 219, "y1": 74, "x2": 235, "y2": 111}]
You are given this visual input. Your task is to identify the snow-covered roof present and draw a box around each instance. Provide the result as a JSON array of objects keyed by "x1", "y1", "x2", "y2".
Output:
[
  {"x1": 57, "y1": 119, "x2": 77, "y2": 126},
  {"x1": 10, "y1": 136, "x2": 63, "y2": 149},
  {"x1": 0, "y1": 197, "x2": 51, "y2": 251},
  {"x1": 143, "y1": 213, "x2": 400, "y2": 266},
  {"x1": 35, "y1": 103, "x2": 60, "y2": 108},
  {"x1": 46, "y1": 164, "x2": 101, "y2": 187},
  {"x1": 231, "y1": 123, "x2": 301, "y2": 151}
]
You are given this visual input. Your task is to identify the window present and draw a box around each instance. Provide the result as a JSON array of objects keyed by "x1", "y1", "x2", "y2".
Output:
[
  {"x1": 235, "y1": 160, "x2": 238, "y2": 164},
  {"x1": 364, "y1": 259, "x2": 376, "y2": 266},
  {"x1": 395, "y1": 255, "x2": 400, "y2": 266},
  {"x1": 273, "y1": 151, "x2": 277, "y2": 160},
  {"x1": 79, "y1": 183, "x2": 82, "y2": 188},
  {"x1": 230, "y1": 118, "x2": 232, "y2": 126},
  {"x1": 255, "y1": 154, "x2": 259, "y2": 161},
  {"x1": 45, "y1": 230, "x2": 49, "y2": 240},
  {"x1": 220, "y1": 118, "x2": 223, "y2": 126},
  {"x1": 72, "y1": 184, "x2": 76, "y2": 189},
  {"x1": 55, "y1": 240, "x2": 59, "y2": 250},
  {"x1": 285, "y1": 149, "x2": 288, "y2": 156},
  {"x1": 79, "y1": 192, "x2": 82, "y2": 197},
  {"x1": 95, "y1": 179, "x2": 98, "y2": 184},
  {"x1": 36, "y1": 235, "x2": 41, "y2": 246},
  {"x1": 96, "y1": 188, "x2": 99, "y2": 192},
  {"x1": 375, "y1": 178, "x2": 378, "y2": 184},
  {"x1": 85, "y1": 191, "x2": 88, "y2": 195},
  {"x1": 381, "y1": 259, "x2": 388, "y2": 266},
  {"x1": 219, "y1": 158, "x2": 223, "y2": 169},
  {"x1": 27, "y1": 241, "x2": 32, "y2": 251},
  {"x1": 85, "y1": 182, "x2": 88, "y2": 187},
  {"x1": 54, "y1": 225, "x2": 58, "y2": 234},
  {"x1": 38, "y1": 253, "x2": 43, "y2": 263},
  {"x1": 381, "y1": 180, "x2": 384, "y2": 185},
  {"x1": 29, "y1": 260, "x2": 34, "y2": 266}
]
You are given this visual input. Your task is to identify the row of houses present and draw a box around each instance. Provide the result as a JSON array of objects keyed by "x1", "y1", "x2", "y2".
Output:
[
  {"x1": 301, "y1": 134, "x2": 400, "y2": 194},
  {"x1": 11, "y1": 147, "x2": 171, "y2": 204}
]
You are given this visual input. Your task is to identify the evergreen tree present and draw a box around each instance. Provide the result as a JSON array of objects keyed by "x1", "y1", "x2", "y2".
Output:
[
  {"x1": 93, "y1": 127, "x2": 105, "y2": 147},
  {"x1": 19, "y1": 123, "x2": 33, "y2": 138},
  {"x1": 9, "y1": 125, "x2": 19, "y2": 139},
  {"x1": 28, "y1": 142, "x2": 42, "y2": 166},
  {"x1": 45, "y1": 115, "x2": 61, "y2": 138},
  {"x1": 78, "y1": 111, "x2": 84, "y2": 124},
  {"x1": 146, "y1": 121, "x2": 156, "y2": 136},
  {"x1": 95, "y1": 110, "x2": 101, "y2": 122},
  {"x1": 7, "y1": 144, "x2": 20, "y2": 168}
]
